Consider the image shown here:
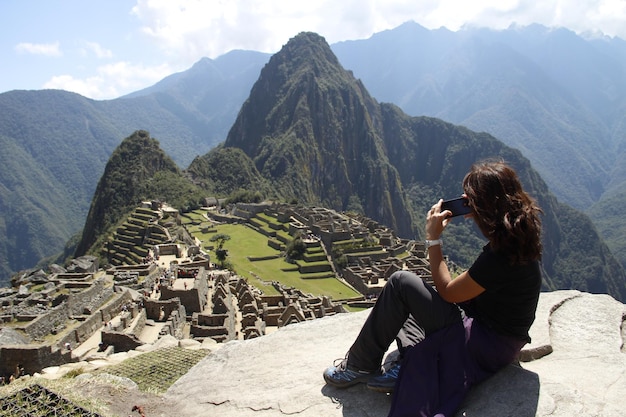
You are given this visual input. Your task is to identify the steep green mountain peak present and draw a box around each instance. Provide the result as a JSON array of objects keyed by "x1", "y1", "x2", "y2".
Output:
[
  {"x1": 223, "y1": 31, "x2": 415, "y2": 236},
  {"x1": 73, "y1": 130, "x2": 203, "y2": 260}
]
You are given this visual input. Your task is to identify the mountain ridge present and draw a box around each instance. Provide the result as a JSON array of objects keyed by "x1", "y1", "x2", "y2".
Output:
[
  {"x1": 332, "y1": 21, "x2": 623, "y2": 208},
  {"x1": 221, "y1": 32, "x2": 416, "y2": 236},
  {"x1": 187, "y1": 32, "x2": 625, "y2": 300},
  {"x1": 0, "y1": 51, "x2": 270, "y2": 282},
  {"x1": 2, "y1": 23, "x2": 626, "y2": 297},
  {"x1": 73, "y1": 130, "x2": 206, "y2": 260}
]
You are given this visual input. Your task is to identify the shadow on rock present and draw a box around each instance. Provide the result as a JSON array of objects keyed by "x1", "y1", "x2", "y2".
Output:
[
  {"x1": 457, "y1": 364, "x2": 540, "y2": 417},
  {"x1": 320, "y1": 363, "x2": 539, "y2": 417},
  {"x1": 321, "y1": 382, "x2": 393, "y2": 417}
]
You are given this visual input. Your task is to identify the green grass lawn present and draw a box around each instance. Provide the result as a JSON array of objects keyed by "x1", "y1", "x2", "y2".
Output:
[{"x1": 182, "y1": 211, "x2": 361, "y2": 301}]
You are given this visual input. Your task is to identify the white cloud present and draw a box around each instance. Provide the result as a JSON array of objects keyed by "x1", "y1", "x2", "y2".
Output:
[
  {"x1": 129, "y1": 0, "x2": 626, "y2": 70},
  {"x1": 81, "y1": 41, "x2": 114, "y2": 59},
  {"x1": 98, "y1": 61, "x2": 172, "y2": 92},
  {"x1": 43, "y1": 61, "x2": 173, "y2": 100},
  {"x1": 43, "y1": 74, "x2": 111, "y2": 99},
  {"x1": 15, "y1": 42, "x2": 62, "y2": 57},
  {"x1": 425, "y1": 0, "x2": 626, "y2": 38},
  {"x1": 129, "y1": 0, "x2": 395, "y2": 64},
  {"x1": 23, "y1": 0, "x2": 626, "y2": 100}
]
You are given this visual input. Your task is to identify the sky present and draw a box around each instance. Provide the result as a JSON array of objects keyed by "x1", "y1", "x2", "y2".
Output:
[{"x1": 2, "y1": 0, "x2": 626, "y2": 100}]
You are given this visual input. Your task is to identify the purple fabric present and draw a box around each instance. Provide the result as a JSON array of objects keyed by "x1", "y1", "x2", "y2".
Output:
[{"x1": 387, "y1": 316, "x2": 525, "y2": 417}]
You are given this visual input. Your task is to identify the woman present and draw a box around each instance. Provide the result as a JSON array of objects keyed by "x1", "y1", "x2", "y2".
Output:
[{"x1": 323, "y1": 160, "x2": 543, "y2": 417}]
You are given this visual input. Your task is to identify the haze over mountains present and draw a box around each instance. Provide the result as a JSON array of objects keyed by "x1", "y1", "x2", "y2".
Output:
[{"x1": 1, "y1": 22, "x2": 625, "y2": 301}]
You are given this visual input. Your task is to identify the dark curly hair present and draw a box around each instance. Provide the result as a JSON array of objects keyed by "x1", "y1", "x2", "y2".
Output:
[{"x1": 463, "y1": 160, "x2": 543, "y2": 264}]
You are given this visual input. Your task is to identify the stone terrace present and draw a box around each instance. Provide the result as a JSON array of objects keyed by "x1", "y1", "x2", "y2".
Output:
[{"x1": 0, "y1": 201, "x2": 437, "y2": 382}]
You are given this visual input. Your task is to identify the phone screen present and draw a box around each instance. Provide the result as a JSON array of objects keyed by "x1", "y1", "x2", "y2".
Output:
[{"x1": 441, "y1": 197, "x2": 471, "y2": 217}]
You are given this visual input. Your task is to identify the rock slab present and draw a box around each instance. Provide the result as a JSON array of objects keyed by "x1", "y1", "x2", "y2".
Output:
[{"x1": 164, "y1": 291, "x2": 626, "y2": 416}]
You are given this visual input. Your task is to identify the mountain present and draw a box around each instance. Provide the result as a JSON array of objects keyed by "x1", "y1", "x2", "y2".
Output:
[
  {"x1": 186, "y1": 32, "x2": 625, "y2": 301},
  {"x1": 3, "y1": 22, "x2": 626, "y2": 289},
  {"x1": 218, "y1": 32, "x2": 416, "y2": 236},
  {"x1": 330, "y1": 22, "x2": 626, "y2": 269},
  {"x1": 186, "y1": 146, "x2": 270, "y2": 196},
  {"x1": 0, "y1": 90, "x2": 123, "y2": 284},
  {"x1": 331, "y1": 22, "x2": 626, "y2": 210},
  {"x1": 0, "y1": 51, "x2": 269, "y2": 286},
  {"x1": 73, "y1": 130, "x2": 205, "y2": 259}
]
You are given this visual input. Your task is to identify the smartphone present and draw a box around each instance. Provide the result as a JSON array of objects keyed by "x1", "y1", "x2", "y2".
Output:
[{"x1": 441, "y1": 197, "x2": 471, "y2": 217}]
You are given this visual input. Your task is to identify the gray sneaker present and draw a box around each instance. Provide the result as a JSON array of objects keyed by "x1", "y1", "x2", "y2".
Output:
[{"x1": 323, "y1": 358, "x2": 378, "y2": 388}]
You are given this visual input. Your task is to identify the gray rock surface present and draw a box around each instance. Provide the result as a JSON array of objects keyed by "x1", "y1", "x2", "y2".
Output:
[
  {"x1": 164, "y1": 290, "x2": 626, "y2": 416},
  {"x1": 0, "y1": 327, "x2": 30, "y2": 345}
]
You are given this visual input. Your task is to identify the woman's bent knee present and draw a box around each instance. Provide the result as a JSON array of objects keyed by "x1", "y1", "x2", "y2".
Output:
[{"x1": 389, "y1": 270, "x2": 428, "y2": 290}]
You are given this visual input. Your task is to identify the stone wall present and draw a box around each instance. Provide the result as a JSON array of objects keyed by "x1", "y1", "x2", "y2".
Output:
[
  {"x1": 101, "y1": 331, "x2": 143, "y2": 352},
  {"x1": 57, "y1": 308, "x2": 102, "y2": 350},
  {"x1": 296, "y1": 261, "x2": 333, "y2": 274},
  {"x1": 316, "y1": 228, "x2": 352, "y2": 248},
  {"x1": 67, "y1": 278, "x2": 108, "y2": 315},
  {"x1": 0, "y1": 344, "x2": 71, "y2": 379},
  {"x1": 99, "y1": 289, "x2": 133, "y2": 324},
  {"x1": 342, "y1": 267, "x2": 371, "y2": 295},
  {"x1": 345, "y1": 251, "x2": 389, "y2": 263},
  {"x1": 159, "y1": 305, "x2": 187, "y2": 339},
  {"x1": 159, "y1": 304, "x2": 186, "y2": 339},
  {"x1": 206, "y1": 212, "x2": 240, "y2": 224},
  {"x1": 52, "y1": 273, "x2": 92, "y2": 282},
  {"x1": 178, "y1": 258, "x2": 211, "y2": 269},
  {"x1": 191, "y1": 312, "x2": 236, "y2": 342},
  {"x1": 109, "y1": 263, "x2": 158, "y2": 277},
  {"x1": 58, "y1": 291, "x2": 133, "y2": 348},
  {"x1": 267, "y1": 239, "x2": 284, "y2": 251},
  {"x1": 154, "y1": 243, "x2": 182, "y2": 257},
  {"x1": 1, "y1": 288, "x2": 134, "y2": 376},
  {"x1": 125, "y1": 308, "x2": 147, "y2": 338},
  {"x1": 160, "y1": 270, "x2": 209, "y2": 315},
  {"x1": 232, "y1": 203, "x2": 269, "y2": 219},
  {"x1": 20, "y1": 302, "x2": 70, "y2": 341},
  {"x1": 144, "y1": 298, "x2": 182, "y2": 322},
  {"x1": 99, "y1": 303, "x2": 151, "y2": 352},
  {"x1": 10, "y1": 277, "x2": 108, "y2": 343}
]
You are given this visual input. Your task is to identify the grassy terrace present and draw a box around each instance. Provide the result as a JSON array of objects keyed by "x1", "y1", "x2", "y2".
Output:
[{"x1": 181, "y1": 210, "x2": 361, "y2": 301}]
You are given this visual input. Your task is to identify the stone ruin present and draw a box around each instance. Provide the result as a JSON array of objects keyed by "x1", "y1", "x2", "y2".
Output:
[
  {"x1": 0, "y1": 202, "x2": 438, "y2": 382},
  {"x1": 255, "y1": 203, "x2": 435, "y2": 299},
  {"x1": 0, "y1": 269, "x2": 137, "y2": 380},
  {"x1": 189, "y1": 271, "x2": 344, "y2": 344}
]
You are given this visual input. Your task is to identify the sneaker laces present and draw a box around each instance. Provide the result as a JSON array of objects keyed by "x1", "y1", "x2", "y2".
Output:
[
  {"x1": 332, "y1": 357, "x2": 349, "y2": 371},
  {"x1": 331, "y1": 356, "x2": 372, "y2": 376}
]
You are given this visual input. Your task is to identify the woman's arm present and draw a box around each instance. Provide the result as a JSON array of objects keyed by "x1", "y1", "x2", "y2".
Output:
[
  {"x1": 426, "y1": 199, "x2": 485, "y2": 303},
  {"x1": 427, "y1": 244, "x2": 484, "y2": 303}
]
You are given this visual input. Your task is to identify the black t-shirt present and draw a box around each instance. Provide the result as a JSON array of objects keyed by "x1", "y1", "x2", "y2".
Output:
[{"x1": 466, "y1": 244, "x2": 542, "y2": 342}]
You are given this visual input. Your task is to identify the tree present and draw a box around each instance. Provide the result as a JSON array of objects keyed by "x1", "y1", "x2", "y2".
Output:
[
  {"x1": 286, "y1": 234, "x2": 306, "y2": 261},
  {"x1": 210, "y1": 233, "x2": 231, "y2": 268}
]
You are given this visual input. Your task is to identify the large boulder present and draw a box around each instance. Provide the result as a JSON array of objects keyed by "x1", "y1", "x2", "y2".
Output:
[
  {"x1": 164, "y1": 290, "x2": 626, "y2": 416},
  {"x1": 0, "y1": 328, "x2": 30, "y2": 346}
]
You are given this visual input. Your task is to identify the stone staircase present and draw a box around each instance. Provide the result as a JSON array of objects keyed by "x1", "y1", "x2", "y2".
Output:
[{"x1": 108, "y1": 207, "x2": 170, "y2": 266}]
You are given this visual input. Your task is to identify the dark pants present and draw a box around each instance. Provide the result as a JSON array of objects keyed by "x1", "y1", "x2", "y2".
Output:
[{"x1": 347, "y1": 270, "x2": 462, "y2": 371}]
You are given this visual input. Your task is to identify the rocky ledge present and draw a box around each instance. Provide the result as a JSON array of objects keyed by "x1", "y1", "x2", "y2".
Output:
[
  {"x1": 162, "y1": 290, "x2": 625, "y2": 416},
  {"x1": 10, "y1": 290, "x2": 624, "y2": 416}
]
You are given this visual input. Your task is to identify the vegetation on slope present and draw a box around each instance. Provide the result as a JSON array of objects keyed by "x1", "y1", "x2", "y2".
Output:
[
  {"x1": 224, "y1": 32, "x2": 416, "y2": 238},
  {"x1": 186, "y1": 145, "x2": 270, "y2": 196},
  {"x1": 73, "y1": 130, "x2": 204, "y2": 263}
]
